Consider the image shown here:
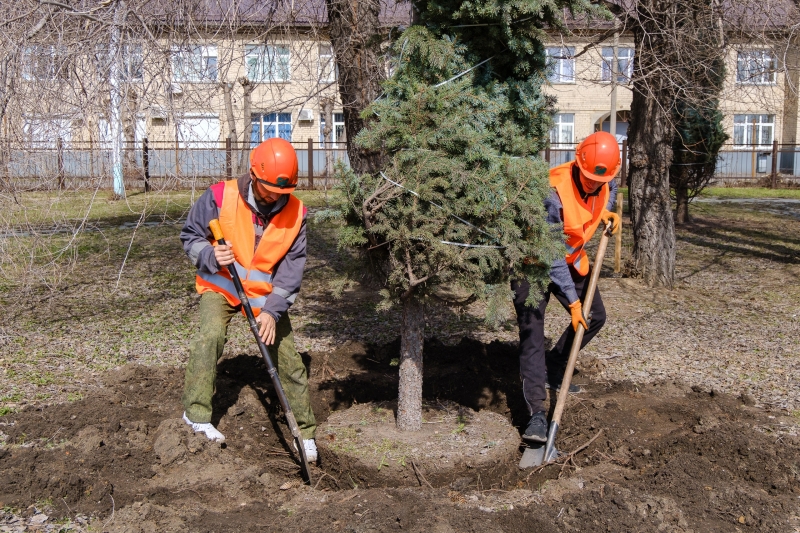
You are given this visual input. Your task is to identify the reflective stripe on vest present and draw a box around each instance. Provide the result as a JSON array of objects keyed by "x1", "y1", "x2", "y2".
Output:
[
  {"x1": 549, "y1": 162, "x2": 609, "y2": 276},
  {"x1": 195, "y1": 179, "x2": 304, "y2": 315},
  {"x1": 197, "y1": 270, "x2": 268, "y2": 309}
]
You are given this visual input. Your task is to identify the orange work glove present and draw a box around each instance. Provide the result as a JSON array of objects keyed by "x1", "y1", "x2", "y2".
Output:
[
  {"x1": 600, "y1": 209, "x2": 621, "y2": 234},
  {"x1": 569, "y1": 300, "x2": 588, "y2": 331}
]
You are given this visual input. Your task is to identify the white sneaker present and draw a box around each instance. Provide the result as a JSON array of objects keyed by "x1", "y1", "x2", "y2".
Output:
[
  {"x1": 294, "y1": 438, "x2": 318, "y2": 462},
  {"x1": 183, "y1": 412, "x2": 226, "y2": 443}
]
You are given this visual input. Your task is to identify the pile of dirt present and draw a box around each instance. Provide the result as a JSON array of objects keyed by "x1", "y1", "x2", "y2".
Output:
[
  {"x1": 0, "y1": 338, "x2": 798, "y2": 532},
  {"x1": 318, "y1": 401, "x2": 520, "y2": 488}
]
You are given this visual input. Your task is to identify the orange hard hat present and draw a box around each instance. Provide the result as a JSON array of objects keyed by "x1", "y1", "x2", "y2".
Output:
[
  {"x1": 250, "y1": 138, "x2": 299, "y2": 193},
  {"x1": 574, "y1": 131, "x2": 621, "y2": 183}
]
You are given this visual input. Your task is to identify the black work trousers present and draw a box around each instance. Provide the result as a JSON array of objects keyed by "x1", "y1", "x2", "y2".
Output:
[{"x1": 511, "y1": 268, "x2": 606, "y2": 415}]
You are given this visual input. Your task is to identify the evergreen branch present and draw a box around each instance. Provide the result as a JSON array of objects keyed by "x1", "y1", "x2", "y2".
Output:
[{"x1": 433, "y1": 55, "x2": 497, "y2": 88}]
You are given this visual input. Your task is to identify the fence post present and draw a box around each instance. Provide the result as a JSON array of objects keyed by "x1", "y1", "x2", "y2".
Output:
[
  {"x1": 143, "y1": 137, "x2": 150, "y2": 193},
  {"x1": 57, "y1": 137, "x2": 65, "y2": 190},
  {"x1": 621, "y1": 139, "x2": 628, "y2": 188},
  {"x1": 771, "y1": 140, "x2": 778, "y2": 188},
  {"x1": 544, "y1": 145, "x2": 550, "y2": 164},
  {"x1": 308, "y1": 138, "x2": 314, "y2": 189},
  {"x1": 226, "y1": 136, "x2": 232, "y2": 179}
]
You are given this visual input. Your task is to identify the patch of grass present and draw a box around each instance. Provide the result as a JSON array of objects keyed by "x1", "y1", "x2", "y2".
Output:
[
  {"x1": 5, "y1": 190, "x2": 195, "y2": 226},
  {"x1": 452, "y1": 422, "x2": 467, "y2": 435},
  {"x1": 699, "y1": 187, "x2": 800, "y2": 199},
  {"x1": 67, "y1": 392, "x2": 83, "y2": 402},
  {"x1": 35, "y1": 497, "x2": 53, "y2": 510},
  {"x1": 27, "y1": 372, "x2": 56, "y2": 387}
]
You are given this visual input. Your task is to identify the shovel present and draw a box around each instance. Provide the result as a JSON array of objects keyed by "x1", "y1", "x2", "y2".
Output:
[
  {"x1": 209, "y1": 219, "x2": 312, "y2": 485},
  {"x1": 519, "y1": 220, "x2": 614, "y2": 469}
]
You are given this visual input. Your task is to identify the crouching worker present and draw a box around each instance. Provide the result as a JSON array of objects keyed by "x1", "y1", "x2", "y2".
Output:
[
  {"x1": 513, "y1": 131, "x2": 621, "y2": 445},
  {"x1": 178, "y1": 137, "x2": 317, "y2": 461}
]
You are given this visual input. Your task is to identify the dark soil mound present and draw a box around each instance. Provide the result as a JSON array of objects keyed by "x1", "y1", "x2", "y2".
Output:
[{"x1": 1, "y1": 338, "x2": 798, "y2": 532}]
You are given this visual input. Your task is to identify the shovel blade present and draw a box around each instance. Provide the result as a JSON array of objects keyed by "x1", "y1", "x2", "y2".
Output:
[{"x1": 519, "y1": 444, "x2": 546, "y2": 468}]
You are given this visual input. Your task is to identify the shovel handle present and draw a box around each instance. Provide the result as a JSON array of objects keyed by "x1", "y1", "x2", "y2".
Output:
[
  {"x1": 207, "y1": 219, "x2": 312, "y2": 484},
  {"x1": 543, "y1": 221, "x2": 613, "y2": 461},
  {"x1": 209, "y1": 219, "x2": 225, "y2": 243}
]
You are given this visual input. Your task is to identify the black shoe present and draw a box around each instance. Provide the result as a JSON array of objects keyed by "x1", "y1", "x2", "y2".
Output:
[
  {"x1": 522, "y1": 411, "x2": 548, "y2": 443},
  {"x1": 545, "y1": 376, "x2": 583, "y2": 393}
]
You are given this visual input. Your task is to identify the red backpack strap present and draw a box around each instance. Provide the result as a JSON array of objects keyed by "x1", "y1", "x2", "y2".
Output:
[{"x1": 210, "y1": 181, "x2": 225, "y2": 208}]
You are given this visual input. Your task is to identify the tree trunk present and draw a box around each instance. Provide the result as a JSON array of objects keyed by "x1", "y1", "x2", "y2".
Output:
[
  {"x1": 321, "y1": 98, "x2": 334, "y2": 177},
  {"x1": 222, "y1": 82, "x2": 239, "y2": 170},
  {"x1": 238, "y1": 77, "x2": 253, "y2": 174},
  {"x1": 626, "y1": 0, "x2": 677, "y2": 288},
  {"x1": 397, "y1": 295, "x2": 424, "y2": 431},
  {"x1": 324, "y1": 0, "x2": 386, "y2": 175},
  {"x1": 674, "y1": 183, "x2": 690, "y2": 225}
]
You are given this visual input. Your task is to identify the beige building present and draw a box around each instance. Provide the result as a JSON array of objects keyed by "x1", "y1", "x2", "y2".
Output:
[{"x1": 9, "y1": 3, "x2": 799, "y2": 181}]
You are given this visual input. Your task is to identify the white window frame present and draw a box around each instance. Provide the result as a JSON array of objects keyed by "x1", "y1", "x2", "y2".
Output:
[
  {"x1": 545, "y1": 47, "x2": 575, "y2": 84},
  {"x1": 319, "y1": 112, "x2": 346, "y2": 147},
  {"x1": 245, "y1": 45, "x2": 291, "y2": 83},
  {"x1": 94, "y1": 44, "x2": 143, "y2": 82},
  {"x1": 736, "y1": 50, "x2": 777, "y2": 85},
  {"x1": 176, "y1": 114, "x2": 220, "y2": 148},
  {"x1": 318, "y1": 44, "x2": 336, "y2": 83},
  {"x1": 23, "y1": 117, "x2": 72, "y2": 148},
  {"x1": 251, "y1": 113, "x2": 293, "y2": 146},
  {"x1": 732, "y1": 114, "x2": 774, "y2": 148},
  {"x1": 549, "y1": 113, "x2": 575, "y2": 146},
  {"x1": 22, "y1": 45, "x2": 69, "y2": 81},
  {"x1": 171, "y1": 45, "x2": 218, "y2": 83},
  {"x1": 600, "y1": 47, "x2": 634, "y2": 83}
]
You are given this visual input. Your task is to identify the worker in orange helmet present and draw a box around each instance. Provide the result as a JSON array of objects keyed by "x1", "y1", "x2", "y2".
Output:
[
  {"x1": 513, "y1": 131, "x2": 621, "y2": 444},
  {"x1": 179, "y1": 138, "x2": 318, "y2": 462}
]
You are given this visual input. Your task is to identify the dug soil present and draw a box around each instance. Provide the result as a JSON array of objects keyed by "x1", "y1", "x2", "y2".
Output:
[{"x1": 1, "y1": 338, "x2": 798, "y2": 532}]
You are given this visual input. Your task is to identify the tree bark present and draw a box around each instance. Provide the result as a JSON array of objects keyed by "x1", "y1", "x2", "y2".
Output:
[
  {"x1": 324, "y1": 0, "x2": 386, "y2": 175},
  {"x1": 396, "y1": 295, "x2": 424, "y2": 431},
  {"x1": 674, "y1": 183, "x2": 690, "y2": 225},
  {"x1": 626, "y1": 0, "x2": 677, "y2": 288},
  {"x1": 222, "y1": 82, "x2": 239, "y2": 170},
  {"x1": 238, "y1": 77, "x2": 254, "y2": 174}
]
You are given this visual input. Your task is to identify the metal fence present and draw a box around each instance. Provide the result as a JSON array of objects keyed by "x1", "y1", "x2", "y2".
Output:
[
  {"x1": 545, "y1": 141, "x2": 800, "y2": 187},
  {"x1": 3, "y1": 138, "x2": 799, "y2": 192},
  {"x1": 0, "y1": 138, "x2": 348, "y2": 191}
]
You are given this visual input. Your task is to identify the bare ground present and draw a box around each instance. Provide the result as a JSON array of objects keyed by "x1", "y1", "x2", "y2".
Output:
[{"x1": 0, "y1": 198, "x2": 798, "y2": 531}]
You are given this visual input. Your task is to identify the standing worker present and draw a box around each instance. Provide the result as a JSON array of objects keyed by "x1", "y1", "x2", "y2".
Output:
[
  {"x1": 179, "y1": 138, "x2": 317, "y2": 461},
  {"x1": 513, "y1": 131, "x2": 621, "y2": 444}
]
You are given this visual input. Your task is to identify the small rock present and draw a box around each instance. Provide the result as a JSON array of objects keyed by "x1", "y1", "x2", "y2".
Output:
[{"x1": 29, "y1": 513, "x2": 48, "y2": 525}]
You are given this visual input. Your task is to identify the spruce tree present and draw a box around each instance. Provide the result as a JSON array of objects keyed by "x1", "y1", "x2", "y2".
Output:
[{"x1": 331, "y1": 0, "x2": 603, "y2": 431}]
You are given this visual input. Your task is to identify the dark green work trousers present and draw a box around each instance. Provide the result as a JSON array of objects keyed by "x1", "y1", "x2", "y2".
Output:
[{"x1": 182, "y1": 291, "x2": 316, "y2": 439}]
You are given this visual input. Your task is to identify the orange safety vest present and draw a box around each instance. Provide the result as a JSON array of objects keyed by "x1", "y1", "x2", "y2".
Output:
[
  {"x1": 550, "y1": 162, "x2": 610, "y2": 276},
  {"x1": 195, "y1": 179, "x2": 304, "y2": 315}
]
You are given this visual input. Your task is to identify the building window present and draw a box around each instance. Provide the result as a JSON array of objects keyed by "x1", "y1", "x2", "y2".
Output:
[
  {"x1": 251, "y1": 113, "x2": 292, "y2": 146},
  {"x1": 736, "y1": 51, "x2": 777, "y2": 85},
  {"x1": 545, "y1": 47, "x2": 575, "y2": 84},
  {"x1": 171, "y1": 45, "x2": 217, "y2": 82},
  {"x1": 95, "y1": 44, "x2": 143, "y2": 82},
  {"x1": 23, "y1": 117, "x2": 72, "y2": 147},
  {"x1": 549, "y1": 113, "x2": 575, "y2": 145},
  {"x1": 320, "y1": 112, "x2": 345, "y2": 146},
  {"x1": 176, "y1": 115, "x2": 220, "y2": 148},
  {"x1": 246, "y1": 45, "x2": 291, "y2": 83},
  {"x1": 22, "y1": 46, "x2": 70, "y2": 81},
  {"x1": 318, "y1": 44, "x2": 336, "y2": 82},
  {"x1": 733, "y1": 114, "x2": 774, "y2": 146},
  {"x1": 601, "y1": 47, "x2": 634, "y2": 83}
]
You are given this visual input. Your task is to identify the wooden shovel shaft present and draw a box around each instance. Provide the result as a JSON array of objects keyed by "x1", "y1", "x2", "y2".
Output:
[
  {"x1": 208, "y1": 219, "x2": 312, "y2": 484},
  {"x1": 543, "y1": 222, "x2": 613, "y2": 460}
]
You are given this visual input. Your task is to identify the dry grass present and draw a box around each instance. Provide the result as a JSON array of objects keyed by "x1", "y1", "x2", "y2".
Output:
[{"x1": 0, "y1": 193, "x2": 797, "y2": 417}]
